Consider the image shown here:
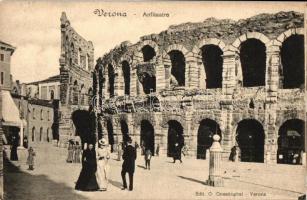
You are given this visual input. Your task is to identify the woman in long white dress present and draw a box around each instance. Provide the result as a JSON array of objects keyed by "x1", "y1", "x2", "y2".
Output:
[{"x1": 96, "y1": 138, "x2": 111, "y2": 191}]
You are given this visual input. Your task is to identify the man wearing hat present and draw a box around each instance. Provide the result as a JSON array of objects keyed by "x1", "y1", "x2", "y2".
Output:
[{"x1": 121, "y1": 137, "x2": 137, "y2": 191}]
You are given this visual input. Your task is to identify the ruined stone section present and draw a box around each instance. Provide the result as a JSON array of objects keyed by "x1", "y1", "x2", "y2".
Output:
[
  {"x1": 58, "y1": 12, "x2": 94, "y2": 145},
  {"x1": 95, "y1": 11, "x2": 305, "y2": 163}
]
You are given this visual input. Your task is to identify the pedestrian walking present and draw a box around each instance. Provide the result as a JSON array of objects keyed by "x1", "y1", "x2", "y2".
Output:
[
  {"x1": 229, "y1": 146, "x2": 237, "y2": 162},
  {"x1": 66, "y1": 142, "x2": 74, "y2": 163},
  {"x1": 75, "y1": 143, "x2": 99, "y2": 191},
  {"x1": 23, "y1": 136, "x2": 28, "y2": 149},
  {"x1": 96, "y1": 138, "x2": 111, "y2": 191},
  {"x1": 121, "y1": 137, "x2": 136, "y2": 191},
  {"x1": 173, "y1": 143, "x2": 182, "y2": 163},
  {"x1": 10, "y1": 135, "x2": 19, "y2": 161},
  {"x1": 155, "y1": 144, "x2": 160, "y2": 156},
  {"x1": 27, "y1": 147, "x2": 36, "y2": 170},
  {"x1": 144, "y1": 149, "x2": 152, "y2": 170},
  {"x1": 74, "y1": 142, "x2": 81, "y2": 163}
]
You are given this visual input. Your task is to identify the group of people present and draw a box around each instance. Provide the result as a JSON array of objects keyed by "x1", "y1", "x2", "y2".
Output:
[
  {"x1": 67, "y1": 140, "x2": 82, "y2": 163},
  {"x1": 75, "y1": 137, "x2": 137, "y2": 192}
]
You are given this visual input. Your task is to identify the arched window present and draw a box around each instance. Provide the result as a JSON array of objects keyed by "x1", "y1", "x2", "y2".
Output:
[
  {"x1": 280, "y1": 35, "x2": 304, "y2": 89},
  {"x1": 108, "y1": 64, "x2": 115, "y2": 98},
  {"x1": 239, "y1": 39, "x2": 266, "y2": 87},
  {"x1": 122, "y1": 61, "x2": 130, "y2": 95},
  {"x1": 39, "y1": 127, "x2": 43, "y2": 142},
  {"x1": 201, "y1": 45, "x2": 223, "y2": 88},
  {"x1": 168, "y1": 50, "x2": 185, "y2": 87},
  {"x1": 50, "y1": 90, "x2": 54, "y2": 100},
  {"x1": 32, "y1": 127, "x2": 35, "y2": 142},
  {"x1": 142, "y1": 45, "x2": 156, "y2": 62}
]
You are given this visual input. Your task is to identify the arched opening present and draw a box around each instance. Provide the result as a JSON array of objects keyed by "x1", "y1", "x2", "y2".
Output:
[
  {"x1": 140, "y1": 120, "x2": 155, "y2": 155},
  {"x1": 142, "y1": 45, "x2": 156, "y2": 62},
  {"x1": 197, "y1": 119, "x2": 221, "y2": 159},
  {"x1": 107, "y1": 120, "x2": 115, "y2": 152},
  {"x1": 277, "y1": 119, "x2": 305, "y2": 165},
  {"x1": 78, "y1": 48, "x2": 82, "y2": 66},
  {"x1": 73, "y1": 80, "x2": 79, "y2": 104},
  {"x1": 122, "y1": 61, "x2": 130, "y2": 95},
  {"x1": 72, "y1": 110, "x2": 96, "y2": 148},
  {"x1": 167, "y1": 120, "x2": 184, "y2": 157},
  {"x1": 108, "y1": 64, "x2": 115, "y2": 98},
  {"x1": 239, "y1": 39, "x2": 266, "y2": 87},
  {"x1": 39, "y1": 127, "x2": 43, "y2": 142},
  {"x1": 201, "y1": 45, "x2": 223, "y2": 88},
  {"x1": 281, "y1": 35, "x2": 304, "y2": 89},
  {"x1": 141, "y1": 73, "x2": 156, "y2": 94},
  {"x1": 169, "y1": 50, "x2": 185, "y2": 87},
  {"x1": 236, "y1": 119, "x2": 265, "y2": 162},
  {"x1": 32, "y1": 127, "x2": 35, "y2": 142},
  {"x1": 120, "y1": 120, "x2": 129, "y2": 144}
]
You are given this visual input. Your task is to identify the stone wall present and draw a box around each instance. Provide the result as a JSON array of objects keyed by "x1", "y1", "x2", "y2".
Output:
[
  {"x1": 95, "y1": 11, "x2": 305, "y2": 163},
  {"x1": 58, "y1": 12, "x2": 94, "y2": 144}
]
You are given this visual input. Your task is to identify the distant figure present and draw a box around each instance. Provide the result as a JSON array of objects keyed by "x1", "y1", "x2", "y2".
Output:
[
  {"x1": 75, "y1": 143, "x2": 99, "y2": 191},
  {"x1": 144, "y1": 149, "x2": 152, "y2": 170},
  {"x1": 27, "y1": 147, "x2": 36, "y2": 170},
  {"x1": 173, "y1": 143, "x2": 182, "y2": 163},
  {"x1": 229, "y1": 146, "x2": 237, "y2": 162},
  {"x1": 67, "y1": 142, "x2": 74, "y2": 163},
  {"x1": 23, "y1": 136, "x2": 28, "y2": 149},
  {"x1": 156, "y1": 144, "x2": 160, "y2": 156},
  {"x1": 121, "y1": 137, "x2": 137, "y2": 191},
  {"x1": 10, "y1": 135, "x2": 19, "y2": 161},
  {"x1": 74, "y1": 142, "x2": 81, "y2": 163},
  {"x1": 141, "y1": 141, "x2": 145, "y2": 156},
  {"x1": 182, "y1": 144, "x2": 189, "y2": 157},
  {"x1": 96, "y1": 138, "x2": 111, "y2": 191}
]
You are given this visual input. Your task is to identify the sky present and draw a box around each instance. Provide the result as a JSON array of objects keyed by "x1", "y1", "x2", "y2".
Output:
[{"x1": 0, "y1": 1, "x2": 305, "y2": 83}]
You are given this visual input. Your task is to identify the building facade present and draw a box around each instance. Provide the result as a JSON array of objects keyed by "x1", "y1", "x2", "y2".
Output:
[
  {"x1": 58, "y1": 12, "x2": 94, "y2": 144},
  {"x1": 94, "y1": 11, "x2": 305, "y2": 164}
]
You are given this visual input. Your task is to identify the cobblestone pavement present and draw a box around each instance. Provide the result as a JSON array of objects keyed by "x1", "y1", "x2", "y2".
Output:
[{"x1": 3, "y1": 143, "x2": 306, "y2": 200}]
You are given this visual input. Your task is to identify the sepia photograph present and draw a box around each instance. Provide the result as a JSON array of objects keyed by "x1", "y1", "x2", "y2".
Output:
[{"x1": 0, "y1": 1, "x2": 306, "y2": 200}]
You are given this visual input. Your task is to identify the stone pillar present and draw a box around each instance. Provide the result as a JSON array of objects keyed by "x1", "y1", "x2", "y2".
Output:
[
  {"x1": 222, "y1": 50, "x2": 238, "y2": 100},
  {"x1": 186, "y1": 52, "x2": 198, "y2": 89},
  {"x1": 160, "y1": 127, "x2": 168, "y2": 156},
  {"x1": 130, "y1": 67, "x2": 137, "y2": 97},
  {"x1": 164, "y1": 60, "x2": 171, "y2": 90},
  {"x1": 207, "y1": 135, "x2": 224, "y2": 187},
  {"x1": 155, "y1": 56, "x2": 165, "y2": 92},
  {"x1": 265, "y1": 45, "x2": 280, "y2": 164},
  {"x1": 114, "y1": 73, "x2": 120, "y2": 97}
]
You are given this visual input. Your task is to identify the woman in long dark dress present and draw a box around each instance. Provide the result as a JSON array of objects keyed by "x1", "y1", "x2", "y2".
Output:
[
  {"x1": 75, "y1": 143, "x2": 99, "y2": 191},
  {"x1": 10, "y1": 135, "x2": 19, "y2": 161}
]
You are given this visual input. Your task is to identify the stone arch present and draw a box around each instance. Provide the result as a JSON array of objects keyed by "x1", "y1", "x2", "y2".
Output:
[
  {"x1": 277, "y1": 29, "x2": 305, "y2": 89},
  {"x1": 235, "y1": 119, "x2": 265, "y2": 163},
  {"x1": 120, "y1": 60, "x2": 131, "y2": 95},
  {"x1": 192, "y1": 38, "x2": 226, "y2": 55},
  {"x1": 106, "y1": 119, "x2": 115, "y2": 152},
  {"x1": 276, "y1": 112, "x2": 305, "y2": 130},
  {"x1": 140, "y1": 120, "x2": 155, "y2": 155},
  {"x1": 232, "y1": 32, "x2": 270, "y2": 49},
  {"x1": 197, "y1": 118, "x2": 222, "y2": 159},
  {"x1": 167, "y1": 120, "x2": 184, "y2": 157},
  {"x1": 120, "y1": 119, "x2": 129, "y2": 143},
  {"x1": 138, "y1": 40, "x2": 159, "y2": 61},
  {"x1": 31, "y1": 127, "x2": 36, "y2": 142},
  {"x1": 277, "y1": 118, "x2": 305, "y2": 165},
  {"x1": 39, "y1": 127, "x2": 43, "y2": 142},
  {"x1": 162, "y1": 44, "x2": 189, "y2": 58},
  {"x1": 107, "y1": 63, "x2": 115, "y2": 98}
]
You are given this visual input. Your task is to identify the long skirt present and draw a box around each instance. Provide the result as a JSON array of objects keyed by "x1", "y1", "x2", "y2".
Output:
[
  {"x1": 75, "y1": 164, "x2": 99, "y2": 191},
  {"x1": 96, "y1": 160, "x2": 109, "y2": 189}
]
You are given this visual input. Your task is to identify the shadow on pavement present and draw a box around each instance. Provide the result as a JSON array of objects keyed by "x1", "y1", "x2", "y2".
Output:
[
  {"x1": 3, "y1": 152, "x2": 89, "y2": 200},
  {"x1": 178, "y1": 175, "x2": 208, "y2": 185},
  {"x1": 109, "y1": 179, "x2": 122, "y2": 189},
  {"x1": 137, "y1": 165, "x2": 146, "y2": 169}
]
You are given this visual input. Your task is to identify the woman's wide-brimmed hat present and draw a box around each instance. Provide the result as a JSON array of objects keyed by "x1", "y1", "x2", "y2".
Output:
[{"x1": 98, "y1": 138, "x2": 107, "y2": 146}]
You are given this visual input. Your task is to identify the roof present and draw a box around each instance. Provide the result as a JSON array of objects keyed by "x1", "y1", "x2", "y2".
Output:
[
  {"x1": 0, "y1": 40, "x2": 16, "y2": 55},
  {"x1": 26, "y1": 74, "x2": 61, "y2": 85}
]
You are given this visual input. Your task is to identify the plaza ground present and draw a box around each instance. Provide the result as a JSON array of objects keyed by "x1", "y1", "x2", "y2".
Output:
[{"x1": 3, "y1": 143, "x2": 306, "y2": 200}]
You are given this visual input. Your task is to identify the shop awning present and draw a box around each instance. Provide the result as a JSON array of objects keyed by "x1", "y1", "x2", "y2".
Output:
[{"x1": 2, "y1": 90, "x2": 22, "y2": 127}]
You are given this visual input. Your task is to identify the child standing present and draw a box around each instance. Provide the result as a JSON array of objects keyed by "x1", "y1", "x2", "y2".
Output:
[
  {"x1": 145, "y1": 149, "x2": 152, "y2": 170},
  {"x1": 27, "y1": 147, "x2": 36, "y2": 170}
]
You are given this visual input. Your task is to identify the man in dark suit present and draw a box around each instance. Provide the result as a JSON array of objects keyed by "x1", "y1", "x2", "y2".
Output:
[{"x1": 121, "y1": 137, "x2": 137, "y2": 191}]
